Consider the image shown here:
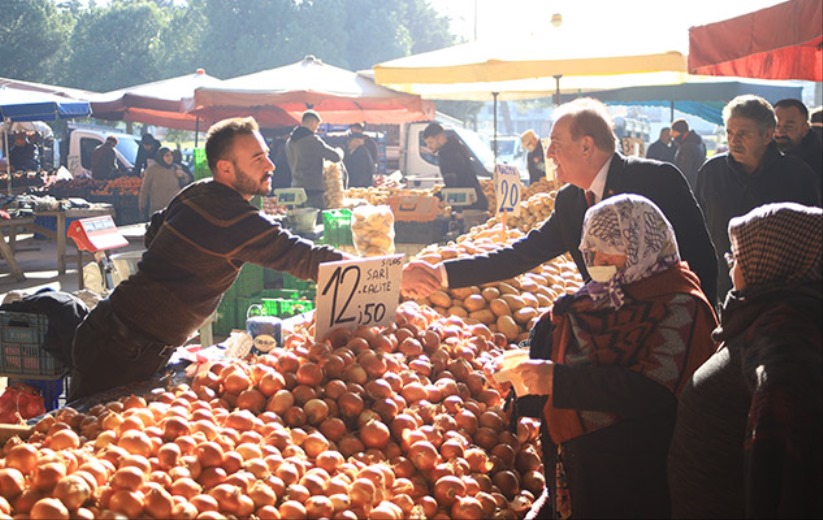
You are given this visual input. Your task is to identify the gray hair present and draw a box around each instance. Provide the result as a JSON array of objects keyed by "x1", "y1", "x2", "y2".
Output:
[{"x1": 722, "y1": 95, "x2": 776, "y2": 134}]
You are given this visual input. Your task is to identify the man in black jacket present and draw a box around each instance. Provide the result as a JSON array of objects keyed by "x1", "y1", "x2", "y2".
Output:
[
  {"x1": 696, "y1": 95, "x2": 820, "y2": 301},
  {"x1": 422, "y1": 122, "x2": 488, "y2": 211},
  {"x1": 774, "y1": 98, "x2": 823, "y2": 200},
  {"x1": 402, "y1": 98, "x2": 718, "y2": 303}
]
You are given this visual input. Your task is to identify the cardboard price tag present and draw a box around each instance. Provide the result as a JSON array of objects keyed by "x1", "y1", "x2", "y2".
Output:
[
  {"x1": 495, "y1": 164, "x2": 522, "y2": 217},
  {"x1": 315, "y1": 254, "x2": 404, "y2": 342}
]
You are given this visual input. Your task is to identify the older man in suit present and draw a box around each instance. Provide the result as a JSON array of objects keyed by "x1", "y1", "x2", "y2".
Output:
[{"x1": 402, "y1": 98, "x2": 718, "y2": 303}]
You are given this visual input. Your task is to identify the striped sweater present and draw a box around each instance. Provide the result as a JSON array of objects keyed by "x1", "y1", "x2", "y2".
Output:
[{"x1": 110, "y1": 179, "x2": 342, "y2": 345}]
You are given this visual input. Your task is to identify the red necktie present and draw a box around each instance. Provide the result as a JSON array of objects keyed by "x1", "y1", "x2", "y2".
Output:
[{"x1": 585, "y1": 190, "x2": 596, "y2": 207}]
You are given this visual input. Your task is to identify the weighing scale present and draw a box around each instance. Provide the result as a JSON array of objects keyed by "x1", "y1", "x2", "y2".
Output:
[
  {"x1": 273, "y1": 188, "x2": 308, "y2": 207},
  {"x1": 441, "y1": 188, "x2": 478, "y2": 207},
  {"x1": 67, "y1": 215, "x2": 129, "y2": 290}
]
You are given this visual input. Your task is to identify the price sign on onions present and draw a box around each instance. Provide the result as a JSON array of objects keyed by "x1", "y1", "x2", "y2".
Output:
[
  {"x1": 315, "y1": 254, "x2": 404, "y2": 341},
  {"x1": 495, "y1": 164, "x2": 522, "y2": 217}
]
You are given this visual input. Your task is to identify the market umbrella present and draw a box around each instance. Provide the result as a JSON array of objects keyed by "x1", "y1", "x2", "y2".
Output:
[
  {"x1": 565, "y1": 77, "x2": 804, "y2": 125},
  {"x1": 187, "y1": 55, "x2": 435, "y2": 125},
  {"x1": 688, "y1": 0, "x2": 823, "y2": 81},
  {"x1": 0, "y1": 76, "x2": 97, "y2": 100},
  {"x1": 373, "y1": 31, "x2": 688, "y2": 158},
  {"x1": 90, "y1": 69, "x2": 227, "y2": 131},
  {"x1": 0, "y1": 86, "x2": 92, "y2": 194}
]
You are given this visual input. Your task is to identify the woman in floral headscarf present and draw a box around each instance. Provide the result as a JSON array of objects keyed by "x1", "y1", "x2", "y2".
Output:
[
  {"x1": 514, "y1": 194, "x2": 717, "y2": 519},
  {"x1": 668, "y1": 202, "x2": 822, "y2": 519}
]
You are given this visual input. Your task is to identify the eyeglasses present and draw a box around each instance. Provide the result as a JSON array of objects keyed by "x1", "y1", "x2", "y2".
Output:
[{"x1": 724, "y1": 252, "x2": 736, "y2": 269}]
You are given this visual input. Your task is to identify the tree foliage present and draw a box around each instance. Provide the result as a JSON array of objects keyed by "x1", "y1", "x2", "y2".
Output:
[{"x1": 2, "y1": 0, "x2": 459, "y2": 115}]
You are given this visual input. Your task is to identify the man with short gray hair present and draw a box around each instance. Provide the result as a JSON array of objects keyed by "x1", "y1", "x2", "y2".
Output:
[{"x1": 696, "y1": 95, "x2": 820, "y2": 300}]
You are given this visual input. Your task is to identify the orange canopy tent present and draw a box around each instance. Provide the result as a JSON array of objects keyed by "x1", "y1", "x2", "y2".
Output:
[
  {"x1": 187, "y1": 56, "x2": 435, "y2": 125},
  {"x1": 688, "y1": 0, "x2": 823, "y2": 81}
]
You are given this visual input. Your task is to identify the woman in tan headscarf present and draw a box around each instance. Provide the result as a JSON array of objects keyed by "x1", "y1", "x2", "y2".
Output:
[{"x1": 668, "y1": 202, "x2": 822, "y2": 519}]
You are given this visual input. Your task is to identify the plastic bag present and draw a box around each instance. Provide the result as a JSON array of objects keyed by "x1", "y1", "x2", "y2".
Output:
[
  {"x1": 0, "y1": 383, "x2": 46, "y2": 424},
  {"x1": 351, "y1": 204, "x2": 395, "y2": 257}
]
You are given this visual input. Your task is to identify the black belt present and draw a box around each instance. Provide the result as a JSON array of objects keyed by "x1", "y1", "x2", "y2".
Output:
[{"x1": 109, "y1": 306, "x2": 176, "y2": 358}]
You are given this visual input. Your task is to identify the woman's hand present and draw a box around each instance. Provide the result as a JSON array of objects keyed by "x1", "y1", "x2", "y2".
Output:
[{"x1": 511, "y1": 359, "x2": 555, "y2": 396}]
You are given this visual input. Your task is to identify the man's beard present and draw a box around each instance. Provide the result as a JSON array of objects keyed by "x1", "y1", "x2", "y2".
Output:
[
  {"x1": 232, "y1": 161, "x2": 271, "y2": 197},
  {"x1": 774, "y1": 136, "x2": 795, "y2": 153}
]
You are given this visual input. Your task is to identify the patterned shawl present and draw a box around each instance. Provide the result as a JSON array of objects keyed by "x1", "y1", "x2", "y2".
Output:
[
  {"x1": 580, "y1": 194, "x2": 680, "y2": 309},
  {"x1": 545, "y1": 195, "x2": 717, "y2": 445}
]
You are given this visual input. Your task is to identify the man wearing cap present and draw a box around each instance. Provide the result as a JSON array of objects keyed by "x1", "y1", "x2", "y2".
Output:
[
  {"x1": 344, "y1": 133, "x2": 375, "y2": 188},
  {"x1": 91, "y1": 136, "x2": 120, "y2": 180},
  {"x1": 670, "y1": 119, "x2": 706, "y2": 189},
  {"x1": 132, "y1": 133, "x2": 161, "y2": 177},
  {"x1": 349, "y1": 123, "x2": 378, "y2": 171},
  {"x1": 422, "y1": 122, "x2": 488, "y2": 211},
  {"x1": 286, "y1": 110, "x2": 342, "y2": 209}
]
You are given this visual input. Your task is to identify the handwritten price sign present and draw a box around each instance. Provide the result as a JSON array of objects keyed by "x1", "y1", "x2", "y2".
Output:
[
  {"x1": 495, "y1": 164, "x2": 522, "y2": 216},
  {"x1": 315, "y1": 254, "x2": 404, "y2": 342}
]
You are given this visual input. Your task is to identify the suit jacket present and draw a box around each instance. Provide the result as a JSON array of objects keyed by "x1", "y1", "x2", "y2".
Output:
[{"x1": 444, "y1": 153, "x2": 718, "y2": 303}]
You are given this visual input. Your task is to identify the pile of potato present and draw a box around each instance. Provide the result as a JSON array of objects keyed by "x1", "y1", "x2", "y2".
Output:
[{"x1": 409, "y1": 223, "x2": 583, "y2": 342}]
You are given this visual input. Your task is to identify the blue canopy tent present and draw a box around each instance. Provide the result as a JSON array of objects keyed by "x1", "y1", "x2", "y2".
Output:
[
  {"x1": 562, "y1": 78, "x2": 803, "y2": 125},
  {"x1": 1, "y1": 87, "x2": 92, "y2": 194}
]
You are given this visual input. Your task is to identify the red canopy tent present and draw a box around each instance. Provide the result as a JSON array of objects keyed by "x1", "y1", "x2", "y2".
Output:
[
  {"x1": 91, "y1": 69, "x2": 296, "y2": 130},
  {"x1": 688, "y1": 0, "x2": 823, "y2": 81},
  {"x1": 187, "y1": 56, "x2": 435, "y2": 125}
]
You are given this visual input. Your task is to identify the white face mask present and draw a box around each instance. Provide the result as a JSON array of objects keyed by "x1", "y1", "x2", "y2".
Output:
[{"x1": 588, "y1": 265, "x2": 618, "y2": 283}]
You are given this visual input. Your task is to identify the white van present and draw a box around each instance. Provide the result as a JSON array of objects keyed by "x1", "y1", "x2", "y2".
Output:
[{"x1": 57, "y1": 125, "x2": 139, "y2": 178}]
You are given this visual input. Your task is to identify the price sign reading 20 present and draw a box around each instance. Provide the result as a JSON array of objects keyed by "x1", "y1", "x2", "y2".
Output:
[
  {"x1": 315, "y1": 254, "x2": 404, "y2": 342},
  {"x1": 495, "y1": 164, "x2": 523, "y2": 217}
]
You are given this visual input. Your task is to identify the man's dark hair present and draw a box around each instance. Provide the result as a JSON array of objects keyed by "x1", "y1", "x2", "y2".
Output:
[
  {"x1": 811, "y1": 106, "x2": 823, "y2": 125},
  {"x1": 422, "y1": 122, "x2": 444, "y2": 140},
  {"x1": 671, "y1": 119, "x2": 690, "y2": 133},
  {"x1": 105, "y1": 136, "x2": 118, "y2": 145},
  {"x1": 205, "y1": 117, "x2": 259, "y2": 171},
  {"x1": 658, "y1": 127, "x2": 671, "y2": 138},
  {"x1": 302, "y1": 110, "x2": 321, "y2": 124},
  {"x1": 774, "y1": 98, "x2": 809, "y2": 120},
  {"x1": 350, "y1": 123, "x2": 365, "y2": 132}
]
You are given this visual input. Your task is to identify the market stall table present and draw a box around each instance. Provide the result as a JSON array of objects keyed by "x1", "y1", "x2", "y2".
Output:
[{"x1": 0, "y1": 216, "x2": 35, "y2": 281}]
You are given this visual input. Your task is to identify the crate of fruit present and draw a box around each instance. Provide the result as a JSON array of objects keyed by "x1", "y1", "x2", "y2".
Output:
[{"x1": 0, "y1": 311, "x2": 66, "y2": 379}]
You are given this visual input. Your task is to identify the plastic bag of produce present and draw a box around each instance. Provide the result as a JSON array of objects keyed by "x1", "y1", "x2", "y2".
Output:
[
  {"x1": 323, "y1": 160, "x2": 345, "y2": 209},
  {"x1": 351, "y1": 204, "x2": 395, "y2": 257},
  {"x1": 0, "y1": 383, "x2": 46, "y2": 423}
]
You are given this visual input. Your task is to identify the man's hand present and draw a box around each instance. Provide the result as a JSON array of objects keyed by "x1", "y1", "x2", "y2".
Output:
[
  {"x1": 401, "y1": 260, "x2": 443, "y2": 299},
  {"x1": 511, "y1": 359, "x2": 554, "y2": 396}
]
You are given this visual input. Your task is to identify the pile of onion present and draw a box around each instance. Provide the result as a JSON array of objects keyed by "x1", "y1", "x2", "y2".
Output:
[{"x1": 0, "y1": 301, "x2": 543, "y2": 519}]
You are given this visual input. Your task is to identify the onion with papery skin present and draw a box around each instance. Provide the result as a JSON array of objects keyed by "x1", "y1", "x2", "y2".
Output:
[{"x1": 29, "y1": 497, "x2": 69, "y2": 520}]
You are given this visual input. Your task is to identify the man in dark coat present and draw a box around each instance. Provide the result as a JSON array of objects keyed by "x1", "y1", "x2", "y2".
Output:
[
  {"x1": 90, "y1": 136, "x2": 119, "y2": 180},
  {"x1": 8, "y1": 133, "x2": 39, "y2": 171},
  {"x1": 402, "y1": 98, "x2": 718, "y2": 303},
  {"x1": 696, "y1": 95, "x2": 821, "y2": 301},
  {"x1": 286, "y1": 110, "x2": 341, "y2": 210},
  {"x1": 422, "y1": 122, "x2": 488, "y2": 211},
  {"x1": 344, "y1": 134, "x2": 375, "y2": 188},
  {"x1": 349, "y1": 123, "x2": 379, "y2": 171},
  {"x1": 671, "y1": 119, "x2": 706, "y2": 189},
  {"x1": 646, "y1": 127, "x2": 676, "y2": 163},
  {"x1": 774, "y1": 98, "x2": 823, "y2": 200}
]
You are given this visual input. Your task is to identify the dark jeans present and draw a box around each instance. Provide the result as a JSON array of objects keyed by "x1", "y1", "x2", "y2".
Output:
[{"x1": 69, "y1": 299, "x2": 174, "y2": 401}]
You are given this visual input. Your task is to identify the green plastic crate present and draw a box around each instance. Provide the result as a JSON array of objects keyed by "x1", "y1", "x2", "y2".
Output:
[
  {"x1": 193, "y1": 148, "x2": 211, "y2": 181},
  {"x1": 261, "y1": 298, "x2": 315, "y2": 318},
  {"x1": 225, "y1": 264, "x2": 264, "y2": 298},
  {"x1": 321, "y1": 209, "x2": 353, "y2": 247},
  {"x1": 281, "y1": 273, "x2": 317, "y2": 299}
]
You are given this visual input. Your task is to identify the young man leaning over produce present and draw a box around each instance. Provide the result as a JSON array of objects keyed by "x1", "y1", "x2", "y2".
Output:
[{"x1": 69, "y1": 117, "x2": 346, "y2": 401}]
